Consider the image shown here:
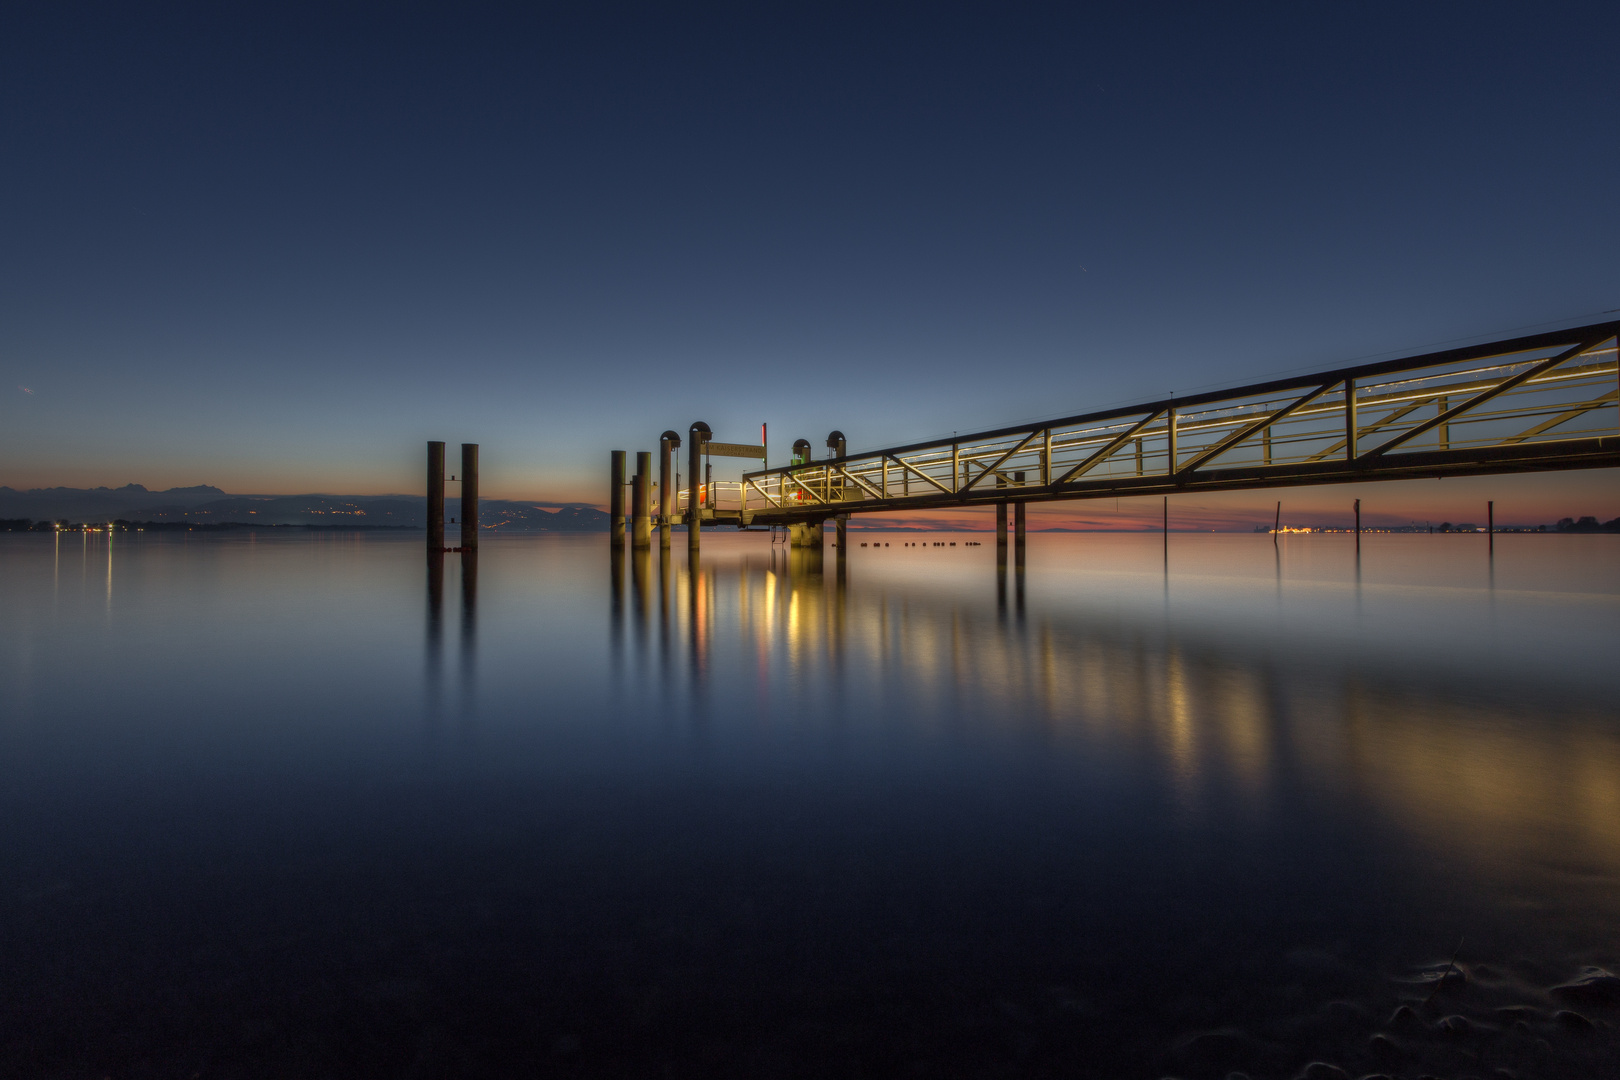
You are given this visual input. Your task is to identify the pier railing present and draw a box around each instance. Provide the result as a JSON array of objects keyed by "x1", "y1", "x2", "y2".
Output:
[{"x1": 738, "y1": 321, "x2": 1620, "y2": 517}]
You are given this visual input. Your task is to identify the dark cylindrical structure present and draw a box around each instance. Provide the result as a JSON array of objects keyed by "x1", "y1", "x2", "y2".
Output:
[
  {"x1": 610, "y1": 450, "x2": 626, "y2": 548},
  {"x1": 835, "y1": 514, "x2": 847, "y2": 553},
  {"x1": 1013, "y1": 471, "x2": 1026, "y2": 559},
  {"x1": 659, "y1": 431, "x2": 680, "y2": 549},
  {"x1": 632, "y1": 451, "x2": 652, "y2": 549},
  {"x1": 688, "y1": 422, "x2": 710, "y2": 550},
  {"x1": 427, "y1": 441, "x2": 445, "y2": 553},
  {"x1": 460, "y1": 443, "x2": 479, "y2": 551},
  {"x1": 995, "y1": 473, "x2": 1007, "y2": 563}
]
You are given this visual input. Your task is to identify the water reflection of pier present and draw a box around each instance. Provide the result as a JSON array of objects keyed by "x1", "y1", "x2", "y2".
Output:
[
  {"x1": 606, "y1": 544, "x2": 1620, "y2": 883},
  {"x1": 425, "y1": 547, "x2": 478, "y2": 729}
]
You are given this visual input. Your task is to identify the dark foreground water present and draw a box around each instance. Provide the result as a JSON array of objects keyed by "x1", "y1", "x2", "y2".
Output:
[{"x1": 2, "y1": 529, "x2": 1618, "y2": 1079}]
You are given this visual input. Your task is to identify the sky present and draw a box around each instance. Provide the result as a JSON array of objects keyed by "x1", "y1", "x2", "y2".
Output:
[{"x1": 3, "y1": 2, "x2": 1618, "y2": 528}]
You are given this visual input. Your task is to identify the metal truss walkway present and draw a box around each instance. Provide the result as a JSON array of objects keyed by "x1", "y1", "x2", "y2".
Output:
[{"x1": 691, "y1": 320, "x2": 1620, "y2": 528}]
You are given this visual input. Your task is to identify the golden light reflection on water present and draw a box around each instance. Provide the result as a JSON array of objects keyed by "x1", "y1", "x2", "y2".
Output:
[{"x1": 644, "y1": 543, "x2": 1620, "y2": 889}]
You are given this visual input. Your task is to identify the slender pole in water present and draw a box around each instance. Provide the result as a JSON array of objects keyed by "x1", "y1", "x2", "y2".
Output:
[
  {"x1": 460, "y1": 443, "x2": 479, "y2": 552},
  {"x1": 996, "y1": 473, "x2": 1008, "y2": 567},
  {"x1": 427, "y1": 441, "x2": 445, "y2": 554},
  {"x1": 1163, "y1": 496, "x2": 1168, "y2": 567},
  {"x1": 1488, "y1": 500, "x2": 1494, "y2": 555},
  {"x1": 609, "y1": 450, "x2": 626, "y2": 549},
  {"x1": 1354, "y1": 498, "x2": 1361, "y2": 552},
  {"x1": 659, "y1": 431, "x2": 679, "y2": 550},
  {"x1": 632, "y1": 451, "x2": 652, "y2": 549},
  {"x1": 1013, "y1": 471, "x2": 1026, "y2": 569},
  {"x1": 688, "y1": 422, "x2": 709, "y2": 552},
  {"x1": 1273, "y1": 500, "x2": 1281, "y2": 540}
]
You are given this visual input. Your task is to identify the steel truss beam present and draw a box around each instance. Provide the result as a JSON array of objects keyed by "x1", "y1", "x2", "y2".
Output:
[{"x1": 733, "y1": 321, "x2": 1620, "y2": 524}]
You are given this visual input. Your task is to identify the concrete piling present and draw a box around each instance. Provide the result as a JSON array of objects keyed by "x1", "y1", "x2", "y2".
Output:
[
  {"x1": 427, "y1": 441, "x2": 445, "y2": 553},
  {"x1": 659, "y1": 431, "x2": 679, "y2": 549},
  {"x1": 688, "y1": 422, "x2": 710, "y2": 550},
  {"x1": 610, "y1": 450, "x2": 626, "y2": 548},
  {"x1": 790, "y1": 521, "x2": 823, "y2": 548},
  {"x1": 1013, "y1": 471, "x2": 1026, "y2": 566},
  {"x1": 460, "y1": 443, "x2": 479, "y2": 551},
  {"x1": 995, "y1": 473, "x2": 1007, "y2": 566},
  {"x1": 632, "y1": 450, "x2": 652, "y2": 549}
]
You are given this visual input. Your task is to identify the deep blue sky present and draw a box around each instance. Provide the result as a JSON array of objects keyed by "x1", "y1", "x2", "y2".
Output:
[{"x1": 3, "y1": 2, "x2": 1618, "y2": 507}]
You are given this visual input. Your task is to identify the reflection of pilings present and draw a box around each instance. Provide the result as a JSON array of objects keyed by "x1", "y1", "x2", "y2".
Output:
[
  {"x1": 460, "y1": 443, "x2": 479, "y2": 552},
  {"x1": 1013, "y1": 471, "x2": 1026, "y2": 570},
  {"x1": 459, "y1": 550, "x2": 477, "y2": 718},
  {"x1": 835, "y1": 516, "x2": 847, "y2": 583},
  {"x1": 687, "y1": 549, "x2": 705, "y2": 699},
  {"x1": 996, "y1": 558, "x2": 1008, "y2": 621},
  {"x1": 631, "y1": 545, "x2": 651, "y2": 658},
  {"x1": 658, "y1": 545, "x2": 672, "y2": 691},
  {"x1": 426, "y1": 548, "x2": 445, "y2": 723},
  {"x1": 789, "y1": 544, "x2": 824, "y2": 581},
  {"x1": 427, "y1": 442, "x2": 445, "y2": 552},
  {"x1": 632, "y1": 451, "x2": 652, "y2": 549},
  {"x1": 610, "y1": 450, "x2": 626, "y2": 548},
  {"x1": 610, "y1": 543, "x2": 624, "y2": 675},
  {"x1": 830, "y1": 553, "x2": 847, "y2": 686}
]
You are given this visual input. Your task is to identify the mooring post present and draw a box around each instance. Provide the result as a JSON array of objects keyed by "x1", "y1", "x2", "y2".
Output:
[
  {"x1": 427, "y1": 441, "x2": 445, "y2": 553},
  {"x1": 609, "y1": 450, "x2": 626, "y2": 549},
  {"x1": 996, "y1": 473, "x2": 1008, "y2": 566},
  {"x1": 688, "y1": 422, "x2": 710, "y2": 551},
  {"x1": 1488, "y1": 500, "x2": 1494, "y2": 554},
  {"x1": 659, "y1": 431, "x2": 679, "y2": 549},
  {"x1": 835, "y1": 514, "x2": 847, "y2": 555},
  {"x1": 1013, "y1": 471, "x2": 1026, "y2": 567},
  {"x1": 1354, "y1": 498, "x2": 1361, "y2": 553},
  {"x1": 1163, "y1": 495, "x2": 1169, "y2": 567},
  {"x1": 460, "y1": 443, "x2": 479, "y2": 552},
  {"x1": 632, "y1": 451, "x2": 652, "y2": 549}
]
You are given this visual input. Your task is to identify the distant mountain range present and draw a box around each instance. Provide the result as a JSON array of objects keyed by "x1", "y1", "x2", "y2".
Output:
[{"x1": 0, "y1": 484, "x2": 609, "y2": 532}]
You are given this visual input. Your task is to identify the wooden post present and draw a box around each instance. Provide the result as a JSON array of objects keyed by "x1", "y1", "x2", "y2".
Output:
[
  {"x1": 460, "y1": 443, "x2": 479, "y2": 552},
  {"x1": 995, "y1": 473, "x2": 1008, "y2": 565},
  {"x1": 632, "y1": 451, "x2": 652, "y2": 549},
  {"x1": 426, "y1": 441, "x2": 445, "y2": 553},
  {"x1": 610, "y1": 450, "x2": 626, "y2": 549},
  {"x1": 1013, "y1": 471, "x2": 1026, "y2": 567},
  {"x1": 659, "y1": 432, "x2": 678, "y2": 549},
  {"x1": 688, "y1": 422, "x2": 709, "y2": 550}
]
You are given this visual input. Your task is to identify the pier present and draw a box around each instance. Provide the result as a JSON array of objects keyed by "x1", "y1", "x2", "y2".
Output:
[{"x1": 610, "y1": 321, "x2": 1619, "y2": 551}]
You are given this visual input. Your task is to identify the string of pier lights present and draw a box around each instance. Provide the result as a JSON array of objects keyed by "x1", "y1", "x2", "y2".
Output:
[{"x1": 852, "y1": 541, "x2": 985, "y2": 547}]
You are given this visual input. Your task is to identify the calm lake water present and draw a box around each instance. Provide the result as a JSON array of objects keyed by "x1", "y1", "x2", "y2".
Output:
[{"x1": 2, "y1": 529, "x2": 1617, "y2": 1078}]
